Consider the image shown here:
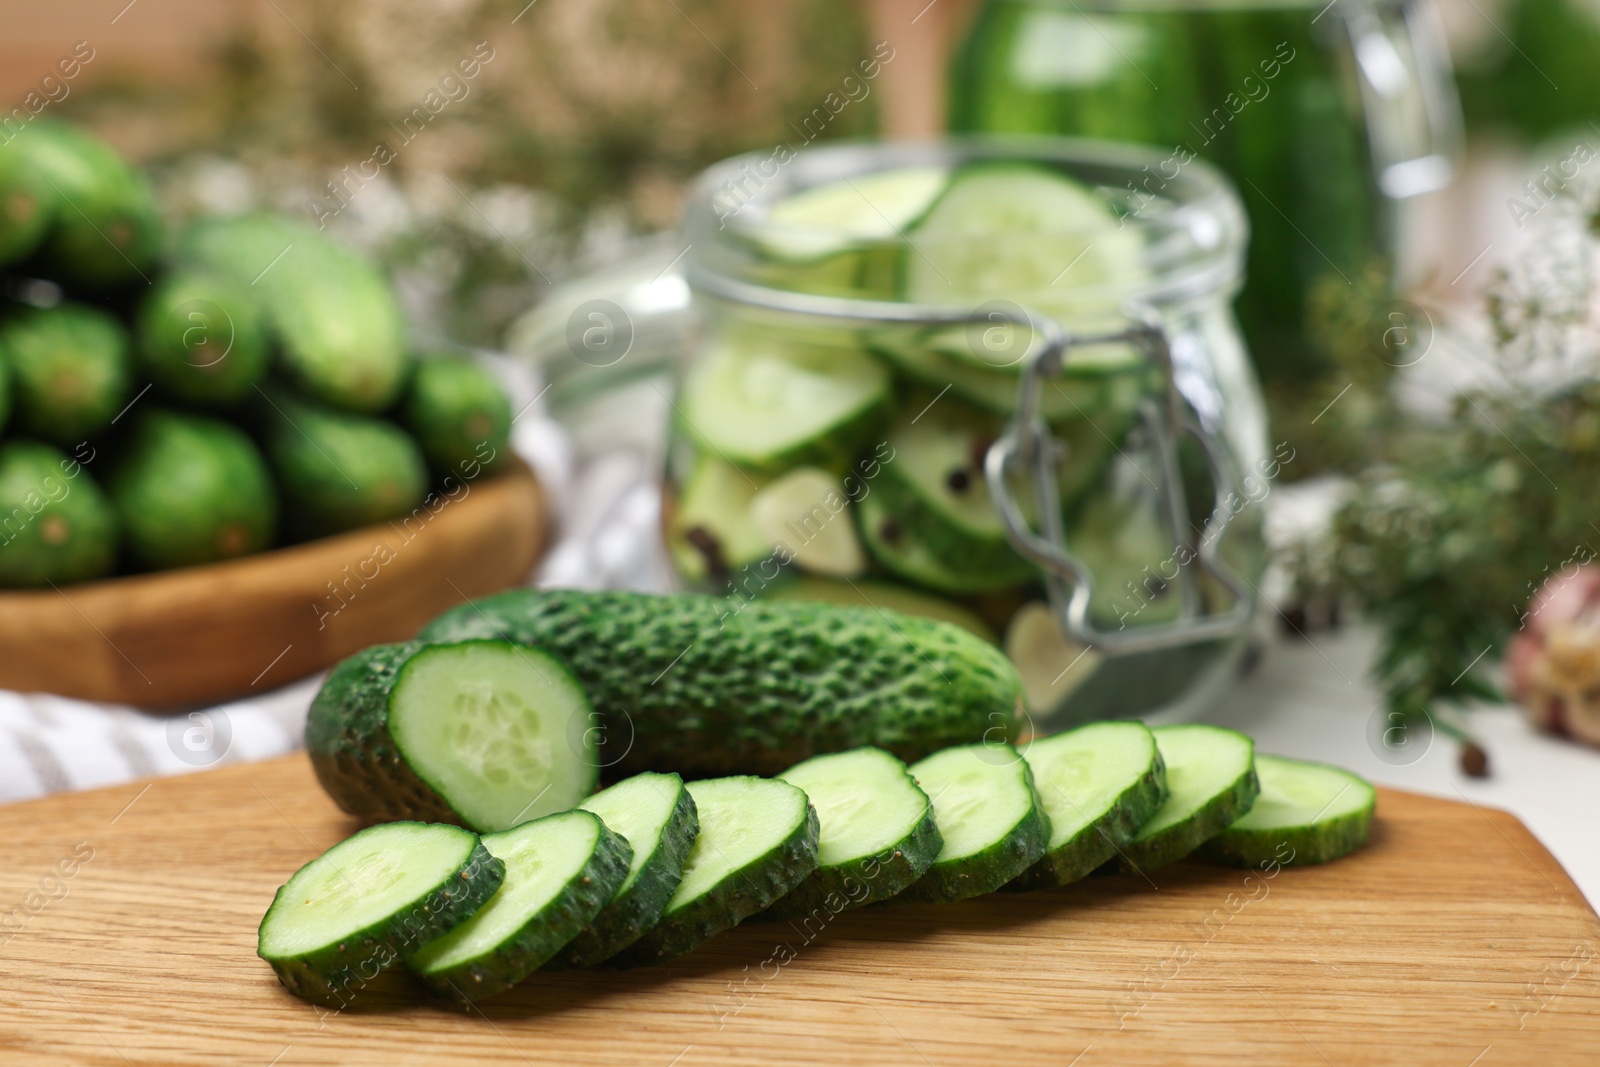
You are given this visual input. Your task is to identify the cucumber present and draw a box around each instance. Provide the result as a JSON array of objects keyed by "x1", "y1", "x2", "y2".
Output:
[
  {"x1": 406, "y1": 811, "x2": 632, "y2": 1001},
  {"x1": 1069, "y1": 490, "x2": 1183, "y2": 629},
  {"x1": 0, "y1": 440, "x2": 118, "y2": 587},
  {"x1": 416, "y1": 589, "x2": 1025, "y2": 777},
  {"x1": 762, "y1": 576, "x2": 997, "y2": 643},
  {"x1": 106, "y1": 409, "x2": 277, "y2": 571},
  {"x1": 857, "y1": 490, "x2": 1033, "y2": 595},
  {"x1": 551, "y1": 772, "x2": 701, "y2": 968},
  {"x1": 614, "y1": 776, "x2": 819, "y2": 966},
  {"x1": 397, "y1": 357, "x2": 512, "y2": 479},
  {"x1": 748, "y1": 467, "x2": 868, "y2": 578},
  {"x1": 306, "y1": 640, "x2": 599, "y2": 832},
  {"x1": 0, "y1": 304, "x2": 131, "y2": 447},
  {"x1": 768, "y1": 747, "x2": 941, "y2": 919},
  {"x1": 872, "y1": 334, "x2": 1102, "y2": 423},
  {"x1": 751, "y1": 165, "x2": 950, "y2": 263},
  {"x1": 1119, "y1": 724, "x2": 1259, "y2": 874},
  {"x1": 134, "y1": 271, "x2": 271, "y2": 408},
  {"x1": 904, "y1": 743, "x2": 1050, "y2": 902},
  {"x1": 176, "y1": 214, "x2": 411, "y2": 413},
  {"x1": 677, "y1": 328, "x2": 890, "y2": 473},
  {"x1": 0, "y1": 358, "x2": 10, "y2": 436},
  {"x1": 0, "y1": 140, "x2": 49, "y2": 267},
  {"x1": 1008, "y1": 721, "x2": 1167, "y2": 890},
  {"x1": 257, "y1": 821, "x2": 505, "y2": 1006},
  {"x1": 666, "y1": 454, "x2": 773, "y2": 587},
  {"x1": 1201, "y1": 755, "x2": 1375, "y2": 868}
]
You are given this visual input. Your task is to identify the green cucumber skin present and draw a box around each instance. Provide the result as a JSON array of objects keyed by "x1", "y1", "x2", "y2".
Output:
[
  {"x1": 261, "y1": 837, "x2": 504, "y2": 1007},
  {"x1": 304, "y1": 642, "x2": 463, "y2": 826},
  {"x1": 411, "y1": 821, "x2": 634, "y2": 1003},
  {"x1": 1200, "y1": 804, "x2": 1374, "y2": 868},
  {"x1": 549, "y1": 782, "x2": 702, "y2": 969},
  {"x1": 764, "y1": 805, "x2": 942, "y2": 921},
  {"x1": 1006, "y1": 744, "x2": 1168, "y2": 892},
  {"x1": 1119, "y1": 764, "x2": 1261, "y2": 875},
  {"x1": 905, "y1": 757, "x2": 1052, "y2": 903},
  {"x1": 419, "y1": 589, "x2": 1025, "y2": 778},
  {"x1": 869, "y1": 465, "x2": 1036, "y2": 587},
  {"x1": 614, "y1": 801, "x2": 821, "y2": 967}
]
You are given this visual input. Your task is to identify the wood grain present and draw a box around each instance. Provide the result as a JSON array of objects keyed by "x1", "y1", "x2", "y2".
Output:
[
  {"x1": 0, "y1": 754, "x2": 1594, "y2": 1066},
  {"x1": 0, "y1": 460, "x2": 545, "y2": 708}
]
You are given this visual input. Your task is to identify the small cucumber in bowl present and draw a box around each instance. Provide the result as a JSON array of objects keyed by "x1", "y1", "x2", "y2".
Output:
[
  {"x1": 550, "y1": 772, "x2": 701, "y2": 969},
  {"x1": 1008, "y1": 721, "x2": 1167, "y2": 890},
  {"x1": 615, "y1": 776, "x2": 819, "y2": 966},
  {"x1": 257, "y1": 822, "x2": 505, "y2": 1005},
  {"x1": 406, "y1": 811, "x2": 632, "y2": 1002},
  {"x1": 1119, "y1": 724, "x2": 1259, "y2": 874},
  {"x1": 1202, "y1": 755, "x2": 1375, "y2": 868},
  {"x1": 904, "y1": 743, "x2": 1050, "y2": 902},
  {"x1": 766, "y1": 747, "x2": 942, "y2": 920}
]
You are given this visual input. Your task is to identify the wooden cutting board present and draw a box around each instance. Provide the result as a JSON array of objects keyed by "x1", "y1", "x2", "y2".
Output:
[{"x1": 0, "y1": 756, "x2": 1595, "y2": 1066}]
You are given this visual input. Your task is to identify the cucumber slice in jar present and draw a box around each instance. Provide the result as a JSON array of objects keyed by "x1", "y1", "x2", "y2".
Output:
[
  {"x1": 551, "y1": 772, "x2": 701, "y2": 968},
  {"x1": 751, "y1": 165, "x2": 951, "y2": 263},
  {"x1": 257, "y1": 822, "x2": 505, "y2": 1005},
  {"x1": 763, "y1": 577, "x2": 998, "y2": 643},
  {"x1": 858, "y1": 491, "x2": 1033, "y2": 595},
  {"x1": 767, "y1": 747, "x2": 942, "y2": 919},
  {"x1": 749, "y1": 467, "x2": 868, "y2": 578},
  {"x1": 1201, "y1": 755, "x2": 1376, "y2": 868},
  {"x1": 616, "y1": 776, "x2": 819, "y2": 966},
  {"x1": 667, "y1": 455, "x2": 774, "y2": 587},
  {"x1": 677, "y1": 329, "x2": 891, "y2": 474},
  {"x1": 387, "y1": 641, "x2": 598, "y2": 832},
  {"x1": 1008, "y1": 721, "x2": 1167, "y2": 890},
  {"x1": 1119, "y1": 724, "x2": 1259, "y2": 874},
  {"x1": 904, "y1": 743, "x2": 1050, "y2": 902},
  {"x1": 406, "y1": 811, "x2": 632, "y2": 1002}
]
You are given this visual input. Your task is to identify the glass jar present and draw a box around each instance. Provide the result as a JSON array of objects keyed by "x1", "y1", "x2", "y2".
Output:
[
  {"x1": 949, "y1": 0, "x2": 1461, "y2": 401},
  {"x1": 664, "y1": 137, "x2": 1271, "y2": 726}
]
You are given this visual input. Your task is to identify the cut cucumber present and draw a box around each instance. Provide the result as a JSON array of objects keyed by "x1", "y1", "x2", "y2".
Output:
[
  {"x1": 667, "y1": 455, "x2": 773, "y2": 586},
  {"x1": 768, "y1": 747, "x2": 942, "y2": 919},
  {"x1": 1119, "y1": 725, "x2": 1259, "y2": 874},
  {"x1": 615, "y1": 776, "x2": 819, "y2": 966},
  {"x1": 1008, "y1": 721, "x2": 1166, "y2": 890},
  {"x1": 677, "y1": 329, "x2": 890, "y2": 473},
  {"x1": 257, "y1": 822, "x2": 504, "y2": 1005},
  {"x1": 749, "y1": 467, "x2": 868, "y2": 578},
  {"x1": 858, "y1": 490, "x2": 1035, "y2": 595},
  {"x1": 763, "y1": 577, "x2": 997, "y2": 643},
  {"x1": 552, "y1": 772, "x2": 701, "y2": 968},
  {"x1": 386, "y1": 641, "x2": 598, "y2": 832},
  {"x1": 406, "y1": 811, "x2": 631, "y2": 1002},
  {"x1": 904, "y1": 743, "x2": 1050, "y2": 902},
  {"x1": 753, "y1": 165, "x2": 950, "y2": 263},
  {"x1": 886, "y1": 394, "x2": 1015, "y2": 541},
  {"x1": 1201, "y1": 755, "x2": 1376, "y2": 868}
]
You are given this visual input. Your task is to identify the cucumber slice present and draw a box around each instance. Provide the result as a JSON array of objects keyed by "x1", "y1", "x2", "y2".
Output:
[
  {"x1": 406, "y1": 811, "x2": 631, "y2": 1001},
  {"x1": 1119, "y1": 725, "x2": 1259, "y2": 874},
  {"x1": 257, "y1": 822, "x2": 505, "y2": 1005},
  {"x1": 858, "y1": 491, "x2": 1031, "y2": 595},
  {"x1": 753, "y1": 165, "x2": 950, "y2": 263},
  {"x1": 1008, "y1": 722, "x2": 1167, "y2": 890},
  {"x1": 904, "y1": 743, "x2": 1050, "y2": 902},
  {"x1": 388, "y1": 641, "x2": 598, "y2": 833},
  {"x1": 749, "y1": 467, "x2": 868, "y2": 578},
  {"x1": 764, "y1": 577, "x2": 997, "y2": 643},
  {"x1": 1201, "y1": 756, "x2": 1376, "y2": 868},
  {"x1": 768, "y1": 747, "x2": 942, "y2": 919},
  {"x1": 887, "y1": 395, "x2": 1014, "y2": 541},
  {"x1": 678, "y1": 330, "x2": 891, "y2": 473},
  {"x1": 667, "y1": 455, "x2": 773, "y2": 586},
  {"x1": 551, "y1": 772, "x2": 701, "y2": 968},
  {"x1": 872, "y1": 334, "x2": 1101, "y2": 423},
  {"x1": 615, "y1": 776, "x2": 819, "y2": 966}
]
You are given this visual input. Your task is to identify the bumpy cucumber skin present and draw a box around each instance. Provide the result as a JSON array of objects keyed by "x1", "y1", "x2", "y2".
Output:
[
  {"x1": 0, "y1": 303, "x2": 131, "y2": 447},
  {"x1": 304, "y1": 642, "x2": 463, "y2": 825},
  {"x1": 1006, "y1": 740, "x2": 1168, "y2": 892},
  {"x1": 419, "y1": 589, "x2": 1025, "y2": 777},
  {"x1": 765, "y1": 804, "x2": 942, "y2": 921},
  {"x1": 410, "y1": 818, "x2": 633, "y2": 1003},
  {"x1": 260, "y1": 835, "x2": 504, "y2": 1007},
  {"x1": 550, "y1": 780, "x2": 701, "y2": 969},
  {"x1": 398, "y1": 357, "x2": 512, "y2": 479},
  {"x1": 615, "y1": 793, "x2": 820, "y2": 967},
  {"x1": 905, "y1": 751, "x2": 1051, "y2": 903},
  {"x1": 1200, "y1": 796, "x2": 1375, "y2": 868},
  {"x1": 1118, "y1": 762, "x2": 1261, "y2": 875},
  {"x1": 868, "y1": 465, "x2": 1036, "y2": 590}
]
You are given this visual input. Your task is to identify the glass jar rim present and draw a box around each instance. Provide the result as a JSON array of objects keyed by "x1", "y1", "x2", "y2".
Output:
[{"x1": 683, "y1": 135, "x2": 1249, "y2": 320}]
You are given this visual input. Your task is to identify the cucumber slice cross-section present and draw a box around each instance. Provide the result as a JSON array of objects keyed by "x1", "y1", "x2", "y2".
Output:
[
  {"x1": 1008, "y1": 721, "x2": 1167, "y2": 890},
  {"x1": 406, "y1": 810, "x2": 632, "y2": 1002},
  {"x1": 752, "y1": 165, "x2": 951, "y2": 263},
  {"x1": 1202, "y1": 755, "x2": 1375, "y2": 868},
  {"x1": 905, "y1": 743, "x2": 1050, "y2": 902},
  {"x1": 388, "y1": 640, "x2": 598, "y2": 833},
  {"x1": 1119, "y1": 724, "x2": 1259, "y2": 874},
  {"x1": 257, "y1": 821, "x2": 505, "y2": 1006},
  {"x1": 550, "y1": 772, "x2": 701, "y2": 968},
  {"x1": 615, "y1": 776, "x2": 819, "y2": 966},
  {"x1": 767, "y1": 747, "x2": 942, "y2": 920}
]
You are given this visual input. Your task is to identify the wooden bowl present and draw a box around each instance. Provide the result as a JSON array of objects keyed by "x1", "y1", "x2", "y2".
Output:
[{"x1": 0, "y1": 459, "x2": 547, "y2": 708}]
